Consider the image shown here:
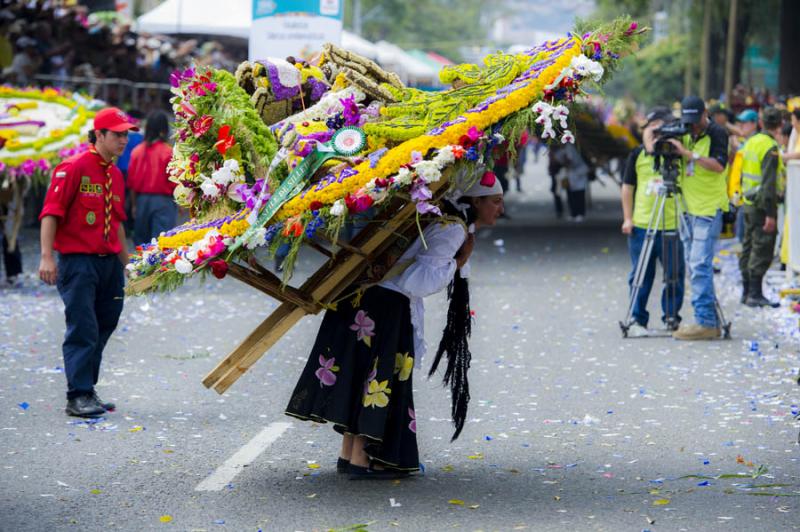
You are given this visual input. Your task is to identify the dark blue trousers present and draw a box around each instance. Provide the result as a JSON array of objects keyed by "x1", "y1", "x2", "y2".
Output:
[
  {"x1": 627, "y1": 227, "x2": 686, "y2": 327},
  {"x1": 56, "y1": 254, "x2": 124, "y2": 399},
  {"x1": 134, "y1": 193, "x2": 178, "y2": 246}
]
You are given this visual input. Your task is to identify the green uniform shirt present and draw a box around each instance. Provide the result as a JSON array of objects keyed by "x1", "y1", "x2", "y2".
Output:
[
  {"x1": 679, "y1": 128, "x2": 729, "y2": 216},
  {"x1": 628, "y1": 148, "x2": 678, "y2": 230}
]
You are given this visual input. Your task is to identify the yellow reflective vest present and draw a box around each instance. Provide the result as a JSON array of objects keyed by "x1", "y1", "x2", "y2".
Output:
[{"x1": 740, "y1": 132, "x2": 783, "y2": 205}]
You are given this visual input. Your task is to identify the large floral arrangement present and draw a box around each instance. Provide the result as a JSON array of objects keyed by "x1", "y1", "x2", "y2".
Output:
[
  {"x1": 128, "y1": 17, "x2": 645, "y2": 294},
  {"x1": 0, "y1": 86, "x2": 99, "y2": 190}
]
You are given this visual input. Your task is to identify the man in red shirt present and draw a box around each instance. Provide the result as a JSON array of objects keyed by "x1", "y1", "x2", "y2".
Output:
[
  {"x1": 126, "y1": 110, "x2": 176, "y2": 244},
  {"x1": 38, "y1": 107, "x2": 138, "y2": 418}
]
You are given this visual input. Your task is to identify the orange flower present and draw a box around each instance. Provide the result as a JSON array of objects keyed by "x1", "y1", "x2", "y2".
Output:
[{"x1": 282, "y1": 215, "x2": 304, "y2": 237}]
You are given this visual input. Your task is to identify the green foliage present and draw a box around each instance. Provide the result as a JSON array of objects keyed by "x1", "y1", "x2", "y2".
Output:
[{"x1": 602, "y1": 35, "x2": 687, "y2": 107}]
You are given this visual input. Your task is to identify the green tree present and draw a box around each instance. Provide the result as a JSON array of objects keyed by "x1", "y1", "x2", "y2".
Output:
[{"x1": 343, "y1": 0, "x2": 489, "y2": 62}]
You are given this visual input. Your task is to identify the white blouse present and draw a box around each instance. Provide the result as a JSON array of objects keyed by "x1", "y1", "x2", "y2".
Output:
[{"x1": 379, "y1": 222, "x2": 469, "y2": 366}]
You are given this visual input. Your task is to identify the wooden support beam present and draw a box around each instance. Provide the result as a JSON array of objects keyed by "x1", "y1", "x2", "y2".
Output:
[
  {"x1": 202, "y1": 173, "x2": 452, "y2": 393},
  {"x1": 227, "y1": 263, "x2": 319, "y2": 314}
]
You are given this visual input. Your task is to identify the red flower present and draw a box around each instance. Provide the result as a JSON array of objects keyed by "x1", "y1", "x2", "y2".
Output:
[
  {"x1": 209, "y1": 259, "x2": 229, "y2": 279},
  {"x1": 191, "y1": 115, "x2": 214, "y2": 137},
  {"x1": 282, "y1": 215, "x2": 304, "y2": 237},
  {"x1": 480, "y1": 171, "x2": 497, "y2": 187},
  {"x1": 374, "y1": 178, "x2": 389, "y2": 188},
  {"x1": 214, "y1": 125, "x2": 236, "y2": 156},
  {"x1": 308, "y1": 200, "x2": 324, "y2": 211},
  {"x1": 345, "y1": 192, "x2": 374, "y2": 214}
]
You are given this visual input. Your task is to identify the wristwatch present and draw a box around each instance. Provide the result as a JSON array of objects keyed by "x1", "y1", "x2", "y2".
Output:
[{"x1": 691, "y1": 152, "x2": 701, "y2": 161}]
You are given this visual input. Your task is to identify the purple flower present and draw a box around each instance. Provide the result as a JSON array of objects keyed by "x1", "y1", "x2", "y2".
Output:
[
  {"x1": 410, "y1": 151, "x2": 423, "y2": 164},
  {"x1": 408, "y1": 408, "x2": 417, "y2": 433},
  {"x1": 350, "y1": 310, "x2": 375, "y2": 345},
  {"x1": 410, "y1": 181, "x2": 432, "y2": 202},
  {"x1": 367, "y1": 148, "x2": 388, "y2": 169},
  {"x1": 315, "y1": 355, "x2": 338, "y2": 387},
  {"x1": 416, "y1": 201, "x2": 441, "y2": 216},
  {"x1": 340, "y1": 94, "x2": 361, "y2": 126}
]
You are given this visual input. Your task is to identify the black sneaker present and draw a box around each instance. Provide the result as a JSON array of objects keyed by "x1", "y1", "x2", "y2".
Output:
[
  {"x1": 91, "y1": 392, "x2": 115, "y2": 411},
  {"x1": 65, "y1": 395, "x2": 105, "y2": 418},
  {"x1": 337, "y1": 457, "x2": 350, "y2": 473},
  {"x1": 348, "y1": 463, "x2": 409, "y2": 480}
]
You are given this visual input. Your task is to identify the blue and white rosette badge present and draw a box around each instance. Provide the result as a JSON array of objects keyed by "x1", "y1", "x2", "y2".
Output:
[{"x1": 230, "y1": 127, "x2": 367, "y2": 253}]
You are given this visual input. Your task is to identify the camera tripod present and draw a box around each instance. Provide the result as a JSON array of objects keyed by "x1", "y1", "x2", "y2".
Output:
[{"x1": 619, "y1": 177, "x2": 732, "y2": 339}]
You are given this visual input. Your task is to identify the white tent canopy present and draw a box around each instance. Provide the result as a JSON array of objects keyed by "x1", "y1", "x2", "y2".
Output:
[
  {"x1": 375, "y1": 41, "x2": 437, "y2": 82},
  {"x1": 136, "y1": 0, "x2": 252, "y2": 38},
  {"x1": 136, "y1": 0, "x2": 378, "y2": 58}
]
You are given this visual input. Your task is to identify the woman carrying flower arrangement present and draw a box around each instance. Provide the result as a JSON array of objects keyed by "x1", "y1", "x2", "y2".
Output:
[{"x1": 285, "y1": 176, "x2": 505, "y2": 479}]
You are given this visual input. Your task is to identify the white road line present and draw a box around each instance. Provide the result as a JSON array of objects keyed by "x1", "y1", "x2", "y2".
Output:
[{"x1": 195, "y1": 421, "x2": 292, "y2": 491}]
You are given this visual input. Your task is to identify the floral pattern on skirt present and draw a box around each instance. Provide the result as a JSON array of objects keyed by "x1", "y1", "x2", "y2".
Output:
[{"x1": 285, "y1": 286, "x2": 419, "y2": 471}]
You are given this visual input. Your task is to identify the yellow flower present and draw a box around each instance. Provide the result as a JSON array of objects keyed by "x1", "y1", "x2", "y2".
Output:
[
  {"x1": 394, "y1": 352, "x2": 413, "y2": 381},
  {"x1": 363, "y1": 379, "x2": 391, "y2": 408}
]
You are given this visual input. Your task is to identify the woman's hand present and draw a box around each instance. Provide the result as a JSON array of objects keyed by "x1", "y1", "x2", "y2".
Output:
[{"x1": 456, "y1": 234, "x2": 475, "y2": 269}]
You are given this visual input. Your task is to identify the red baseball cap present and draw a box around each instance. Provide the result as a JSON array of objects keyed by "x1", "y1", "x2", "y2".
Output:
[{"x1": 93, "y1": 107, "x2": 140, "y2": 132}]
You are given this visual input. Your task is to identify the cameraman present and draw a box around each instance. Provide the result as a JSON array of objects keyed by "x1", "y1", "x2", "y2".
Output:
[
  {"x1": 738, "y1": 107, "x2": 784, "y2": 308},
  {"x1": 666, "y1": 96, "x2": 729, "y2": 341},
  {"x1": 621, "y1": 107, "x2": 685, "y2": 336}
]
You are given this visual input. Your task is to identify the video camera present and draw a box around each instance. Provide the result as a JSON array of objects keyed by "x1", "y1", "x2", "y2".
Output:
[{"x1": 652, "y1": 120, "x2": 688, "y2": 186}]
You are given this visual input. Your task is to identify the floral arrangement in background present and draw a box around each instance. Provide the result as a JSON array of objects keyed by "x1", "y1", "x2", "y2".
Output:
[
  {"x1": 127, "y1": 17, "x2": 646, "y2": 294},
  {"x1": 0, "y1": 86, "x2": 98, "y2": 190}
]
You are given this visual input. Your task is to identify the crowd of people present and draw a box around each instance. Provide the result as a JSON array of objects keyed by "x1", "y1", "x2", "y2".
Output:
[
  {"x1": 0, "y1": 1, "x2": 241, "y2": 91},
  {"x1": 620, "y1": 95, "x2": 798, "y2": 340}
]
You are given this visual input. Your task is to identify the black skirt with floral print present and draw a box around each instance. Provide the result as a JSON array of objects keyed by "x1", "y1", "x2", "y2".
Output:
[{"x1": 285, "y1": 286, "x2": 419, "y2": 471}]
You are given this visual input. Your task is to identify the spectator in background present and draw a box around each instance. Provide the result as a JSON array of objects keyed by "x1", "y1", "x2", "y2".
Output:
[
  {"x1": 554, "y1": 143, "x2": 590, "y2": 222},
  {"x1": 126, "y1": 110, "x2": 176, "y2": 245},
  {"x1": 0, "y1": 11, "x2": 14, "y2": 70},
  {"x1": 4, "y1": 36, "x2": 40, "y2": 85},
  {"x1": 117, "y1": 109, "x2": 145, "y2": 178}
]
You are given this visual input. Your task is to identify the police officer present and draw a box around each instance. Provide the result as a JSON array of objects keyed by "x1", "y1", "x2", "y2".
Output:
[
  {"x1": 738, "y1": 107, "x2": 784, "y2": 308},
  {"x1": 667, "y1": 96, "x2": 730, "y2": 341},
  {"x1": 38, "y1": 107, "x2": 138, "y2": 417},
  {"x1": 621, "y1": 107, "x2": 685, "y2": 336}
]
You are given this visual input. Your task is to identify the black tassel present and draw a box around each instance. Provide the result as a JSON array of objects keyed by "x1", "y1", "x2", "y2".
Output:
[{"x1": 429, "y1": 271, "x2": 472, "y2": 441}]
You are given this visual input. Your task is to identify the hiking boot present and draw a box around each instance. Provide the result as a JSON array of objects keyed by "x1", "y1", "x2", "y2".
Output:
[
  {"x1": 672, "y1": 323, "x2": 720, "y2": 341},
  {"x1": 745, "y1": 276, "x2": 779, "y2": 308},
  {"x1": 65, "y1": 395, "x2": 105, "y2": 418},
  {"x1": 740, "y1": 277, "x2": 749, "y2": 304}
]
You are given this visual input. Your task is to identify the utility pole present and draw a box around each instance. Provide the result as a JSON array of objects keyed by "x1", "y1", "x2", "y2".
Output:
[{"x1": 723, "y1": 0, "x2": 739, "y2": 103}]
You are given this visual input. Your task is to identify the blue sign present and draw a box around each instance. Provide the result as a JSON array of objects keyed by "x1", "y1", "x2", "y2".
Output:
[{"x1": 253, "y1": 0, "x2": 342, "y2": 20}]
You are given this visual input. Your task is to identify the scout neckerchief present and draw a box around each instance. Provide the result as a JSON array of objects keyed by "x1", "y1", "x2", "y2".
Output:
[{"x1": 89, "y1": 145, "x2": 114, "y2": 241}]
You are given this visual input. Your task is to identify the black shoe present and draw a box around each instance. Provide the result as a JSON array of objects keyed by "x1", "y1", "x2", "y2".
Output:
[
  {"x1": 740, "y1": 278, "x2": 749, "y2": 304},
  {"x1": 348, "y1": 463, "x2": 409, "y2": 480},
  {"x1": 91, "y1": 392, "x2": 115, "y2": 411},
  {"x1": 337, "y1": 457, "x2": 350, "y2": 474},
  {"x1": 65, "y1": 395, "x2": 105, "y2": 418},
  {"x1": 745, "y1": 295, "x2": 779, "y2": 308}
]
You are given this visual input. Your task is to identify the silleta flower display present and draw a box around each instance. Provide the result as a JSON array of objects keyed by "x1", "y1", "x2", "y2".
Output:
[{"x1": 127, "y1": 18, "x2": 645, "y2": 294}]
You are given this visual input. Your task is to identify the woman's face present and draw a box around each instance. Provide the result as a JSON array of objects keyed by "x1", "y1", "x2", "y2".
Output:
[{"x1": 472, "y1": 194, "x2": 505, "y2": 226}]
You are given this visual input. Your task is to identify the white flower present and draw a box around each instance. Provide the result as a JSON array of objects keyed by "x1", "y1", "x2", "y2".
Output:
[
  {"x1": 365, "y1": 179, "x2": 377, "y2": 192},
  {"x1": 223, "y1": 159, "x2": 239, "y2": 173},
  {"x1": 395, "y1": 167, "x2": 413, "y2": 186},
  {"x1": 532, "y1": 101, "x2": 552, "y2": 115},
  {"x1": 211, "y1": 166, "x2": 235, "y2": 186},
  {"x1": 414, "y1": 160, "x2": 442, "y2": 183},
  {"x1": 542, "y1": 127, "x2": 556, "y2": 140},
  {"x1": 552, "y1": 105, "x2": 569, "y2": 120},
  {"x1": 174, "y1": 258, "x2": 193, "y2": 274},
  {"x1": 330, "y1": 200, "x2": 346, "y2": 216},
  {"x1": 433, "y1": 146, "x2": 455, "y2": 166},
  {"x1": 200, "y1": 179, "x2": 220, "y2": 198},
  {"x1": 242, "y1": 227, "x2": 267, "y2": 250},
  {"x1": 561, "y1": 130, "x2": 575, "y2": 144},
  {"x1": 535, "y1": 114, "x2": 551, "y2": 126},
  {"x1": 492, "y1": 133, "x2": 505, "y2": 144},
  {"x1": 570, "y1": 54, "x2": 604, "y2": 82}
]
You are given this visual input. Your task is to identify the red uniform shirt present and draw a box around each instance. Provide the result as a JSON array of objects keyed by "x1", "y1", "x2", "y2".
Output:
[
  {"x1": 39, "y1": 149, "x2": 127, "y2": 255},
  {"x1": 126, "y1": 140, "x2": 176, "y2": 196}
]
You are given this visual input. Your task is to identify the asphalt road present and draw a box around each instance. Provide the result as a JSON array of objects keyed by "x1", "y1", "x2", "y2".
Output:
[{"x1": 1, "y1": 158, "x2": 799, "y2": 531}]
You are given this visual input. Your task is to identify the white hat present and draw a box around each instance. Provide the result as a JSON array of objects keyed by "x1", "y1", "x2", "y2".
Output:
[{"x1": 463, "y1": 171, "x2": 503, "y2": 197}]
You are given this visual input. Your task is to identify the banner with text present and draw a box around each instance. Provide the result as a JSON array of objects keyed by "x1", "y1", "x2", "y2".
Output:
[{"x1": 250, "y1": 0, "x2": 342, "y2": 61}]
